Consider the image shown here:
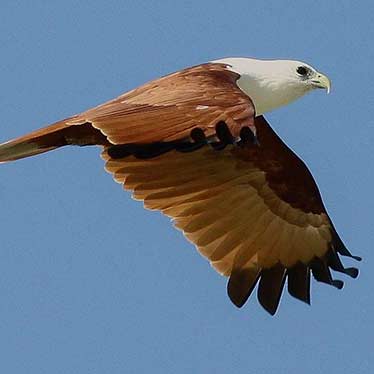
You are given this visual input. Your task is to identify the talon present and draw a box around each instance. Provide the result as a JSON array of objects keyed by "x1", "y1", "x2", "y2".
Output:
[
  {"x1": 190, "y1": 128, "x2": 206, "y2": 143},
  {"x1": 215, "y1": 121, "x2": 234, "y2": 144},
  {"x1": 239, "y1": 127, "x2": 259, "y2": 146}
]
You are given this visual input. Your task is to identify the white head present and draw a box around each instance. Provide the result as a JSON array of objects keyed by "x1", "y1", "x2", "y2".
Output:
[{"x1": 212, "y1": 57, "x2": 331, "y2": 116}]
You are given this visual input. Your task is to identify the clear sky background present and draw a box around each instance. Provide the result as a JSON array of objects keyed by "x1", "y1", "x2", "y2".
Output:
[{"x1": 0, "y1": 1, "x2": 373, "y2": 373}]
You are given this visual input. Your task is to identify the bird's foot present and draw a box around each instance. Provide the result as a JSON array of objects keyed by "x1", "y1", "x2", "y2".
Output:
[
  {"x1": 238, "y1": 126, "x2": 259, "y2": 146},
  {"x1": 209, "y1": 122, "x2": 259, "y2": 150}
]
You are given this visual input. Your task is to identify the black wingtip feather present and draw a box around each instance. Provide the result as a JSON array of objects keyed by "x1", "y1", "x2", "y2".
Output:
[
  {"x1": 310, "y1": 257, "x2": 347, "y2": 290},
  {"x1": 287, "y1": 263, "x2": 311, "y2": 305},
  {"x1": 227, "y1": 268, "x2": 260, "y2": 308},
  {"x1": 344, "y1": 267, "x2": 359, "y2": 278},
  {"x1": 257, "y1": 265, "x2": 287, "y2": 315},
  {"x1": 331, "y1": 280, "x2": 344, "y2": 289},
  {"x1": 311, "y1": 258, "x2": 333, "y2": 285},
  {"x1": 331, "y1": 230, "x2": 361, "y2": 261},
  {"x1": 326, "y1": 249, "x2": 360, "y2": 278},
  {"x1": 227, "y1": 245, "x2": 359, "y2": 314}
]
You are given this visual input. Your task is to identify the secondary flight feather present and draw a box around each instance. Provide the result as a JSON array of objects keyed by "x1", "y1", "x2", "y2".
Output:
[{"x1": 0, "y1": 57, "x2": 360, "y2": 315}]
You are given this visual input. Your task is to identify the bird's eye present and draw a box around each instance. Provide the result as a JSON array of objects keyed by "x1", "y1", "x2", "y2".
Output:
[{"x1": 296, "y1": 66, "x2": 308, "y2": 76}]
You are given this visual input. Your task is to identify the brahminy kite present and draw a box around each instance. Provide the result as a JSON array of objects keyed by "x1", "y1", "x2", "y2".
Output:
[{"x1": 0, "y1": 58, "x2": 360, "y2": 315}]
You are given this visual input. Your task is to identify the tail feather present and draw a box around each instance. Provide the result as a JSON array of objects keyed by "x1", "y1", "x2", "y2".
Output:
[{"x1": 0, "y1": 119, "x2": 108, "y2": 163}]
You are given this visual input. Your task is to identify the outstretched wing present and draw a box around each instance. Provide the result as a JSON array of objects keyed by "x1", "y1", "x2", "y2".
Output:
[
  {"x1": 70, "y1": 63, "x2": 255, "y2": 144},
  {"x1": 0, "y1": 63, "x2": 252, "y2": 162},
  {"x1": 101, "y1": 115, "x2": 360, "y2": 315}
]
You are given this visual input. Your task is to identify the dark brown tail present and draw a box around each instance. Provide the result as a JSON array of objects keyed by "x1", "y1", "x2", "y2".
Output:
[{"x1": 0, "y1": 119, "x2": 108, "y2": 163}]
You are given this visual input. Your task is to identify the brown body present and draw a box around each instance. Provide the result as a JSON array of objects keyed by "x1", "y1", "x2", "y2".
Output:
[{"x1": 0, "y1": 63, "x2": 359, "y2": 315}]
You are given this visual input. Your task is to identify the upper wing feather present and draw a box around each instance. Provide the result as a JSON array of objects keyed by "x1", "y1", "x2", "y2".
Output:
[{"x1": 70, "y1": 63, "x2": 255, "y2": 144}]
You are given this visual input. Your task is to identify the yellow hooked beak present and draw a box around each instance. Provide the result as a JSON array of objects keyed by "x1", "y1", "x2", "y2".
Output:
[{"x1": 311, "y1": 72, "x2": 331, "y2": 94}]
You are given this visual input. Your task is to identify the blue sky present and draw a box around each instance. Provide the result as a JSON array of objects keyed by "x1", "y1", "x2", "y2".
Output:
[{"x1": 0, "y1": 1, "x2": 373, "y2": 373}]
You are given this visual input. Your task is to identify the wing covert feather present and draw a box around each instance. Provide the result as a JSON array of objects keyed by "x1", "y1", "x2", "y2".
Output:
[{"x1": 70, "y1": 63, "x2": 255, "y2": 145}]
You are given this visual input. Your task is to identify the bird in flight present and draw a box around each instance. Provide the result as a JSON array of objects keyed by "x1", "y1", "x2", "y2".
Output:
[{"x1": 0, "y1": 57, "x2": 360, "y2": 315}]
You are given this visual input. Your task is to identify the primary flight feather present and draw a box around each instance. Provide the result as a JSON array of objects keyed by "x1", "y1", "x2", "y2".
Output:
[{"x1": 0, "y1": 57, "x2": 360, "y2": 315}]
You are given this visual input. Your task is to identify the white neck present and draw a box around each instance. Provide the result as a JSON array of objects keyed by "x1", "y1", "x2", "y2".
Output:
[{"x1": 213, "y1": 57, "x2": 313, "y2": 116}]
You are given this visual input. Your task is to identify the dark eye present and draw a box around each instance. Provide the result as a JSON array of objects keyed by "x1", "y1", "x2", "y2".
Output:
[{"x1": 296, "y1": 66, "x2": 308, "y2": 76}]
